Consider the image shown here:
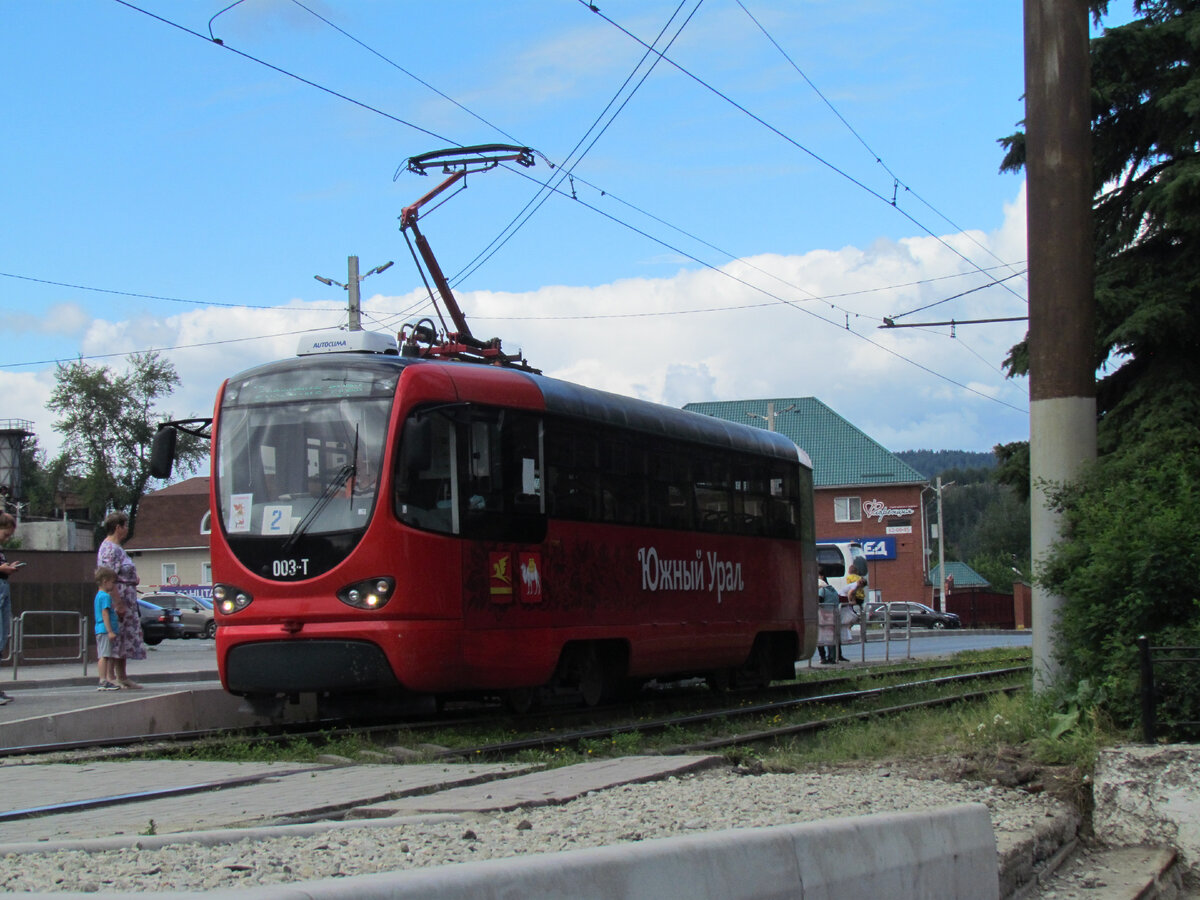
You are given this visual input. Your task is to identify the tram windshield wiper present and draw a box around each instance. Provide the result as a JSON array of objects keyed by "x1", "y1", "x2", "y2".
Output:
[{"x1": 281, "y1": 463, "x2": 354, "y2": 554}]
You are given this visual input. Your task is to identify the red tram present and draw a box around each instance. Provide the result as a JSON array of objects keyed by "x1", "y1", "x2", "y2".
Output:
[
  {"x1": 151, "y1": 145, "x2": 816, "y2": 713},
  {"x1": 156, "y1": 330, "x2": 816, "y2": 713}
]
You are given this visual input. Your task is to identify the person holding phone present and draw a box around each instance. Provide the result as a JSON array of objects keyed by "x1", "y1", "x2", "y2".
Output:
[{"x1": 0, "y1": 512, "x2": 20, "y2": 705}]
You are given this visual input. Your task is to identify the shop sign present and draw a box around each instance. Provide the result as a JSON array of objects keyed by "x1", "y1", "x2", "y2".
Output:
[{"x1": 863, "y1": 498, "x2": 917, "y2": 522}]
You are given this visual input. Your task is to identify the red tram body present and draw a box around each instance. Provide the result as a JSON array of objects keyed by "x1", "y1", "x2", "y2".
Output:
[{"x1": 199, "y1": 335, "x2": 816, "y2": 712}]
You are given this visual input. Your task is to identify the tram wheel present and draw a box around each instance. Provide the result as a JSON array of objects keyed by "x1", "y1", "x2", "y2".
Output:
[
  {"x1": 708, "y1": 668, "x2": 732, "y2": 693},
  {"x1": 504, "y1": 687, "x2": 537, "y2": 715},
  {"x1": 577, "y1": 649, "x2": 605, "y2": 708}
]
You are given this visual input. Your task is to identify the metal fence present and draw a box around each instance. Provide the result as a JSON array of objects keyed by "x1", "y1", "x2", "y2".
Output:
[
  {"x1": 1138, "y1": 634, "x2": 1200, "y2": 743},
  {"x1": 8, "y1": 610, "x2": 89, "y2": 680},
  {"x1": 811, "y1": 595, "x2": 922, "y2": 665}
]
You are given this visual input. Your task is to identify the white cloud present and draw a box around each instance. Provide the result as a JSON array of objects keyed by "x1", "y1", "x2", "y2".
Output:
[{"x1": 16, "y1": 185, "x2": 1030, "y2": 466}]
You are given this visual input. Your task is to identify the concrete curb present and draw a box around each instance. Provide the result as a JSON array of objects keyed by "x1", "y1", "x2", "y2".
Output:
[
  {"x1": 997, "y1": 805, "x2": 1081, "y2": 898},
  {"x1": 3, "y1": 670, "x2": 219, "y2": 691},
  {"x1": 0, "y1": 686, "x2": 314, "y2": 749},
  {"x1": 28, "y1": 803, "x2": 999, "y2": 900}
]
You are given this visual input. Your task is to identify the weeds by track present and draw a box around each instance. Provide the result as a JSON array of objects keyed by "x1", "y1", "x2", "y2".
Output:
[{"x1": 418, "y1": 663, "x2": 1029, "y2": 761}]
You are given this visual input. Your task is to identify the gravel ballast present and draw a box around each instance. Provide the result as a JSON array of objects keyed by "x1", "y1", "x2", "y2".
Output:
[{"x1": 0, "y1": 764, "x2": 1072, "y2": 894}]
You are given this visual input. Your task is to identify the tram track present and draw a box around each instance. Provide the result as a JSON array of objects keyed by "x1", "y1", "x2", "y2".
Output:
[
  {"x1": 0, "y1": 663, "x2": 1028, "y2": 833},
  {"x1": 0, "y1": 653, "x2": 1029, "y2": 763},
  {"x1": 420, "y1": 664, "x2": 1029, "y2": 762}
]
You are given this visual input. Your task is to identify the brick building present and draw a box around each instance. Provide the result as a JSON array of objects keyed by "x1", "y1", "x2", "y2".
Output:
[
  {"x1": 684, "y1": 398, "x2": 930, "y2": 605},
  {"x1": 124, "y1": 476, "x2": 212, "y2": 592}
]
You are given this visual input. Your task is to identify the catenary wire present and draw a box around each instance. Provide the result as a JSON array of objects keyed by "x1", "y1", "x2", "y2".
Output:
[
  {"x1": 734, "y1": 0, "x2": 1027, "y2": 290},
  {"x1": 93, "y1": 0, "x2": 1026, "y2": 412},
  {"x1": 115, "y1": 0, "x2": 1026, "y2": 331},
  {"x1": 450, "y1": 0, "x2": 702, "y2": 287},
  {"x1": 0, "y1": 326, "x2": 340, "y2": 371},
  {"x1": 267, "y1": 0, "x2": 1022, "y2": 326},
  {"x1": 112, "y1": 0, "x2": 453, "y2": 145},
  {"x1": 0, "y1": 271, "x2": 345, "y2": 313},
  {"x1": 576, "y1": 0, "x2": 1027, "y2": 304},
  {"x1": 888, "y1": 270, "x2": 1028, "y2": 321}
]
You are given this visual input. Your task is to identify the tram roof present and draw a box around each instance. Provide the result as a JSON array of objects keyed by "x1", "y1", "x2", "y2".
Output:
[
  {"x1": 243, "y1": 353, "x2": 809, "y2": 469},
  {"x1": 525, "y1": 371, "x2": 807, "y2": 467}
]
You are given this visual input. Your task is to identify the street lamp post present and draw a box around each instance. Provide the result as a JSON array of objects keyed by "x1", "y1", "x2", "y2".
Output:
[
  {"x1": 934, "y1": 476, "x2": 954, "y2": 612},
  {"x1": 315, "y1": 256, "x2": 394, "y2": 332},
  {"x1": 746, "y1": 401, "x2": 796, "y2": 432}
]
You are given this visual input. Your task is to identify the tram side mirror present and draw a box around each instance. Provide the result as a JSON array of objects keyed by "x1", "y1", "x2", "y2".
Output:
[
  {"x1": 150, "y1": 426, "x2": 177, "y2": 479},
  {"x1": 406, "y1": 417, "x2": 433, "y2": 474}
]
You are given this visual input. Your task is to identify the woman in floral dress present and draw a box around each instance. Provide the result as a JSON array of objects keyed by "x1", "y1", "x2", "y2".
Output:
[{"x1": 96, "y1": 511, "x2": 145, "y2": 688}]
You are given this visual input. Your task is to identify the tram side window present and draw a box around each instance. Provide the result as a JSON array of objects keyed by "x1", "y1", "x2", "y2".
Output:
[
  {"x1": 394, "y1": 413, "x2": 455, "y2": 534},
  {"x1": 731, "y1": 464, "x2": 769, "y2": 537},
  {"x1": 765, "y1": 466, "x2": 802, "y2": 539},
  {"x1": 545, "y1": 423, "x2": 600, "y2": 522},
  {"x1": 542, "y1": 418, "x2": 803, "y2": 540},
  {"x1": 598, "y1": 436, "x2": 646, "y2": 525},
  {"x1": 647, "y1": 447, "x2": 693, "y2": 530},
  {"x1": 695, "y1": 453, "x2": 733, "y2": 533},
  {"x1": 460, "y1": 410, "x2": 545, "y2": 544}
]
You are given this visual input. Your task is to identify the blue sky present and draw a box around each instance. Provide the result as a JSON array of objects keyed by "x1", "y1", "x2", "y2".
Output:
[{"x1": 4, "y1": 1, "x2": 1113, "y2": 462}]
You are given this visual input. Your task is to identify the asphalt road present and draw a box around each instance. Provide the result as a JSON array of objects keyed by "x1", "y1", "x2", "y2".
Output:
[{"x1": 808, "y1": 629, "x2": 1032, "y2": 667}]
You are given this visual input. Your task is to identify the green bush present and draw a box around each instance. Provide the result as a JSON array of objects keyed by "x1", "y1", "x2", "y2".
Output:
[{"x1": 1040, "y1": 448, "x2": 1200, "y2": 726}]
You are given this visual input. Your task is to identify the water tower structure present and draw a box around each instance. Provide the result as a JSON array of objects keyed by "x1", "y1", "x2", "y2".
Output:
[{"x1": 0, "y1": 419, "x2": 34, "y2": 513}]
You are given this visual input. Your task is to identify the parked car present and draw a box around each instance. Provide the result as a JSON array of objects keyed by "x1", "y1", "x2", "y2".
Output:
[
  {"x1": 866, "y1": 601, "x2": 961, "y2": 630},
  {"x1": 138, "y1": 599, "x2": 184, "y2": 645},
  {"x1": 142, "y1": 592, "x2": 216, "y2": 639}
]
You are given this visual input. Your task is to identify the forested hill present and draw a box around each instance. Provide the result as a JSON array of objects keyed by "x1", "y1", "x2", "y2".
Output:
[{"x1": 894, "y1": 449, "x2": 997, "y2": 480}]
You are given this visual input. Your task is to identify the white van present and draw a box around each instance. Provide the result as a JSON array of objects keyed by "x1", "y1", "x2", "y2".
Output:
[{"x1": 815, "y1": 541, "x2": 868, "y2": 597}]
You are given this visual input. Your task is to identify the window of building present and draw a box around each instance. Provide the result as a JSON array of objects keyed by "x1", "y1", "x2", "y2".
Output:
[
  {"x1": 161, "y1": 562, "x2": 177, "y2": 584},
  {"x1": 834, "y1": 496, "x2": 861, "y2": 523},
  {"x1": 201, "y1": 563, "x2": 212, "y2": 584}
]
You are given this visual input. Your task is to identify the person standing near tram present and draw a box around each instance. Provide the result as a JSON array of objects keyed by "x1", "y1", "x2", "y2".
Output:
[
  {"x1": 97, "y1": 511, "x2": 146, "y2": 689},
  {"x1": 0, "y1": 512, "x2": 21, "y2": 705}
]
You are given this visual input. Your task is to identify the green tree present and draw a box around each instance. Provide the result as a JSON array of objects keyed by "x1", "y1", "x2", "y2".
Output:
[
  {"x1": 47, "y1": 351, "x2": 206, "y2": 536},
  {"x1": 999, "y1": 0, "x2": 1200, "y2": 454}
]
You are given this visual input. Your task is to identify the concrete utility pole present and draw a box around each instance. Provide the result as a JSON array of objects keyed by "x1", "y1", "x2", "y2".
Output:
[
  {"x1": 346, "y1": 256, "x2": 362, "y2": 331},
  {"x1": 314, "y1": 256, "x2": 394, "y2": 332},
  {"x1": 1024, "y1": 0, "x2": 1097, "y2": 688},
  {"x1": 931, "y1": 475, "x2": 950, "y2": 619},
  {"x1": 747, "y1": 401, "x2": 796, "y2": 432}
]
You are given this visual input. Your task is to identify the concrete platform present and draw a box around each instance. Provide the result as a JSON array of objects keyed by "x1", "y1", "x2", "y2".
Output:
[
  {"x1": 0, "y1": 758, "x2": 1001, "y2": 899},
  {"x1": 0, "y1": 756, "x2": 724, "y2": 846},
  {"x1": 0, "y1": 640, "x2": 318, "y2": 752},
  {"x1": 0, "y1": 759, "x2": 543, "y2": 844}
]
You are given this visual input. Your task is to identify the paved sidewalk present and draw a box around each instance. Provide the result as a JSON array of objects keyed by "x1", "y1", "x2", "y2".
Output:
[
  {"x1": 1, "y1": 638, "x2": 218, "y2": 691},
  {"x1": 0, "y1": 641, "x2": 294, "y2": 751}
]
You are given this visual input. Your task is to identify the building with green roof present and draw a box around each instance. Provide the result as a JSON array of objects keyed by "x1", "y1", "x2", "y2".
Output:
[{"x1": 684, "y1": 397, "x2": 932, "y2": 608}]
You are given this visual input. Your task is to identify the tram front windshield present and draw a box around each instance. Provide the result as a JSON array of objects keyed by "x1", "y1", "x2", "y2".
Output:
[{"x1": 215, "y1": 361, "x2": 398, "y2": 546}]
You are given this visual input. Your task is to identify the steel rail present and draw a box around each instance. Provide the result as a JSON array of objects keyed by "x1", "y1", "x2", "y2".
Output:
[
  {"x1": 0, "y1": 766, "x2": 326, "y2": 824},
  {"x1": 0, "y1": 655, "x2": 1029, "y2": 761},
  {"x1": 667, "y1": 684, "x2": 1025, "y2": 753}
]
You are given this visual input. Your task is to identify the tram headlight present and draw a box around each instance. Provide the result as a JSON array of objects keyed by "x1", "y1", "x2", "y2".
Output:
[
  {"x1": 212, "y1": 583, "x2": 253, "y2": 615},
  {"x1": 337, "y1": 576, "x2": 395, "y2": 610}
]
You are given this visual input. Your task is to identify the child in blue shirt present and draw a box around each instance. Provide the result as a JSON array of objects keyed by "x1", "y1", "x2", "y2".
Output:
[{"x1": 94, "y1": 566, "x2": 121, "y2": 691}]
